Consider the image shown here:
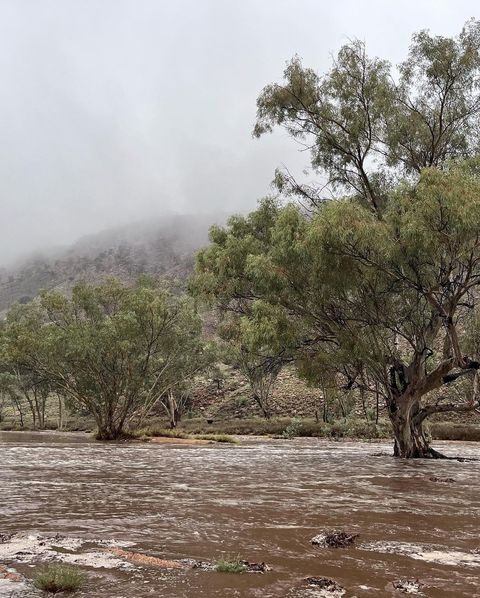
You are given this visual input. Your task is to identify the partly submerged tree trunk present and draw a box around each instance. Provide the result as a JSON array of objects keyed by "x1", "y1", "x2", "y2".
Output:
[
  {"x1": 94, "y1": 412, "x2": 126, "y2": 440},
  {"x1": 95, "y1": 423, "x2": 125, "y2": 441},
  {"x1": 57, "y1": 395, "x2": 64, "y2": 430},
  {"x1": 388, "y1": 394, "x2": 445, "y2": 459}
]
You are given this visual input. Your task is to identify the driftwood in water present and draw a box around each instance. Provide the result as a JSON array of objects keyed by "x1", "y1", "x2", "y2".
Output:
[{"x1": 110, "y1": 547, "x2": 271, "y2": 573}]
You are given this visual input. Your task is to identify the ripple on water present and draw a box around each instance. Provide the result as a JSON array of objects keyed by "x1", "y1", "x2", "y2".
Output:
[{"x1": 0, "y1": 433, "x2": 479, "y2": 597}]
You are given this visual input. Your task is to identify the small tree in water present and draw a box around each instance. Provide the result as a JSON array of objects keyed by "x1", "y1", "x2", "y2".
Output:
[{"x1": 2, "y1": 278, "x2": 211, "y2": 440}]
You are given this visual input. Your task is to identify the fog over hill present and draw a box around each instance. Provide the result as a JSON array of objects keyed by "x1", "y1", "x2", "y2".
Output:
[
  {"x1": 0, "y1": 213, "x2": 223, "y2": 311},
  {"x1": 1, "y1": 1, "x2": 474, "y2": 266}
]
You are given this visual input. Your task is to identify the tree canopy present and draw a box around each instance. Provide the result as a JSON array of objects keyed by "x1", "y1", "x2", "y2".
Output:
[
  {"x1": 254, "y1": 19, "x2": 480, "y2": 215},
  {"x1": 195, "y1": 20, "x2": 480, "y2": 457},
  {"x1": 1, "y1": 278, "x2": 212, "y2": 439}
]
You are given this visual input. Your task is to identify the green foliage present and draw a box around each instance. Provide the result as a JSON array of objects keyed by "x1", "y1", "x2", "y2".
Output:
[
  {"x1": 1, "y1": 278, "x2": 212, "y2": 440},
  {"x1": 135, "y1": 427, "x2": 237, "y2": 443},
  {"x1": 192, "y1": 199, "x2": 298, "y2": 419},
  {"x1": 281, "y1": 417, "x2": 302, "y2": 439},
  {"x1": 429, "y1": 422, "x2": 480, "y2": 441},
  {"x1": 216, "y1": 19, "x2": 480, "y2": 450},
  {"x1": 194, "y1": 162, "x2": 480, "y2": 453},
  {"x1": 214, "y1": 555, "x2": 248, "y2": 573},
  {"x1": 144, "y1": 427, "x2": 190, "y2": 439},
  {"x1": 194, "y1": 433, "x2": 237, "y2": 443},
  {"x1": 33, "y1": 564, "x2": 84, "y2": 593},
  {"x1": 254, "y1": 20, "x2": 480, "y2": 213},
  {"x1": 180, "y1": 416, "x2": 393, "y2": 439}
]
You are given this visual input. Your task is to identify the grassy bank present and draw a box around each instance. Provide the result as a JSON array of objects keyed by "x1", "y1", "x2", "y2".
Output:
[
  {"x1": 170, "y1": 417, "x2": 480, "y2": 442},
  {"x1": 1, "y1": 415, "x2": 480, "y2": 442},
  {"x1": 133, "y1": 427, "x2": 237, "y2": 443},
  {"x1": 179, "y1": 417, "x2": 393, "y2": 439}
]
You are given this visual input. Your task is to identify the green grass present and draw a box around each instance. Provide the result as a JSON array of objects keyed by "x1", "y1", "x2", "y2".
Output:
[
  {"x1": 179, "y1": 416, "x2": 393, "y2": 439},
  {"x1": 193, "y1": 433, "x2": 237, "y2": 443},
  {"x1": 214, "y1": 555, "x2": 248, "y2": 573},
  {"x1": 131, "y1": 427, "x2": 189, "y2": 439},
  {"x1": 429, "y1": 422, "x2": 480, "y2": 441},
  {"x1": 33, "y1": 564, "x2": 84, "y2": 593},
  {"x1": 134, "y1": 427, "x2": 237, "y2": 443}
]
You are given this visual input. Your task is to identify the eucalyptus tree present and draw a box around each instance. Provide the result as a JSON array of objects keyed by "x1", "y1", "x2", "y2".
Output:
[
  {"x1": 192, "y1": 201, "x2": 296, "y2": 419},
  {"x1": 220, "y1": 303, "x2": 292, "y2": 419},
  {"x1": 238, "y1": 20, "x2": 480, "y2": 458},
  {"x1": 254, "y1": 19, "x2": 480, "y2": 214},
  {"x1": 194, "y1": 163, "x2": 480, "y2": 458},
  {"x1": 2, "y1": 278, "x2": 211, "y2": 439},
  {"x1": 0, "y1": 368, "x2": 50, "y2": 429}
]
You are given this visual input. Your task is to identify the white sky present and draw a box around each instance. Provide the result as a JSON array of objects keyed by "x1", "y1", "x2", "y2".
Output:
[{"x1": 0, "y1": 0, "x2": 477, "y2": 263}]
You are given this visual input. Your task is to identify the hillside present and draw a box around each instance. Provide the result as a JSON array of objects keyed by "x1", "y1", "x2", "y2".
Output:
[{"x1": 0, "y1": 214, "x2": 219, "y2": 311}]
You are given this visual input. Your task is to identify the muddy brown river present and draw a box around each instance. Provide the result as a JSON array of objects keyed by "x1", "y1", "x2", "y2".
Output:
[{"x1": 0, "y1": 432, "x2": 479, "y2": 597}]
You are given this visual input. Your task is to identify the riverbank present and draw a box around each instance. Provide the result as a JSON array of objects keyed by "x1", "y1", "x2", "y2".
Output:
[{"x1": 1, "y1": 415, "x2": 480, "y2": 442}]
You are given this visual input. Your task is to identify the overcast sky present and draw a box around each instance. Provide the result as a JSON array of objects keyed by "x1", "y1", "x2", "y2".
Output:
[{"x1": 0, "y1": 0, "x2": 477, "y2": 264}]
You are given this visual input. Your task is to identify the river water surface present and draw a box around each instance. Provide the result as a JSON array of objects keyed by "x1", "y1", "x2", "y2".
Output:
[{"x1": 0, "y1": 432, "x2": 479, "y2": 597}]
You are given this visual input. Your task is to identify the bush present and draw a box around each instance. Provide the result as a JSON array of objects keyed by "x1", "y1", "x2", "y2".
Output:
[
  {"x1": 170, "y1": 416, "x2": 394, "y2": 439},
  {"x1": 429, "y1": 422, "x2": 480, "y2": 441},
  {"x1": 281, "y1": 417, "x2": 302, "y2": 439},
  {"x1": 214, "y1": 555, "x2": 248, "y2": 573},
  {"x1": 140, "y1": 427, "x2": 190, "y2": 439},
  {"x1": 33, "y1": 564, "x2": 84, "y2": 593}
]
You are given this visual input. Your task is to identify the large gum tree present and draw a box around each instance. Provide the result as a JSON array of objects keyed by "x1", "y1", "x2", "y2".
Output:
[{"x1": 195, "y1": 21, "x2": 480, "y2": 457}]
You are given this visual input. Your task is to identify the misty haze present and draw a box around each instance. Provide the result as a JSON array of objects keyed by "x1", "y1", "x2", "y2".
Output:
[{"x1": 1, "y1": 2, "x2": 480, "y2": 597}]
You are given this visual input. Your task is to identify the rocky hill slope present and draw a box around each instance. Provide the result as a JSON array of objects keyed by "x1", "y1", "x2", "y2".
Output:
[{"x1": 0, "y1": 214, "x2": 219, "y2": 311}]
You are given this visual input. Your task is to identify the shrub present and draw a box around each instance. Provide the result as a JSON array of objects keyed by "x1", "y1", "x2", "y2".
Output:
[
  {"x1": 33, "y1": 564, "x2": 84, "y2": 593},
  {"x1": 176, "y1": 416, "x2": 394, "y2": 439},
  {"x1": 214, "y1": 555, "x2": 248, "y2": 573},
  {"x1": 135, "y1": 427, "x2": 237, "y2": 443},
  {"x1": 142, "y1": 427, "x2": 190, "y2": 439},
  {"x1": 429, "y1": 422, "x2": 480, "y2": 441},
  {"x1": 281, "y1": 417, "x2": 302, "y2": 439}
]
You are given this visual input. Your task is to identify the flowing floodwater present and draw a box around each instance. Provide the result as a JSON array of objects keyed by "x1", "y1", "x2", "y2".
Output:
[{"x1": 0, "y1": 432, "x2": 479, "y2": 597}]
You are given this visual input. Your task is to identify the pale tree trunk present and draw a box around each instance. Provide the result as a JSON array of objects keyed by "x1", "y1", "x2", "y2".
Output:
[
  {"x1": 57, "y1": 395, "x2": 63, "y2": 430},
  {"x1": 33, "y1": 388, "x2": 46, "y2": 430},
  {"x1": 388, "y1": 394, "x2": 445, "y2": 459},
  {"x1": 167, "y1": 391, "x2": 180, "y2": 428}
]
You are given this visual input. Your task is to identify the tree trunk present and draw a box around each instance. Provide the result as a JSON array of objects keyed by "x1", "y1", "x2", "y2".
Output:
[
  {"x1": 389, "y1": 394, "x2": 445, "y2": 459},
  {"x1": 58, "y1": 395, "x2": 63, "y2": 430},
  {"x1": 253, "y1": 393, "x2": 271, "y2": 419},
  {"x1": 321, "y1": 383, "x2": 329, "y2": 423},
  {"x1": 34, "y1": 393, "x2": 46, "y2": 430},
  {"x1": 167, "y1": 391, "x2": 179, "y2": 429},
  {"x1": 94, "y1": 414, "x2": 125, "y2": 440},
  {"x1": 95, "y1": 425, "x2": 124, "y2": 440},
  {"x1": 360, "y1": 387, "x2": 368, "y2": 421}
]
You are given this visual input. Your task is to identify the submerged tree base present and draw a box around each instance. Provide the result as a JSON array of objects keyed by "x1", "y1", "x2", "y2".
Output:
[{"x1": 393, "y1": 441, "x2": 447, "y2": 459}]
